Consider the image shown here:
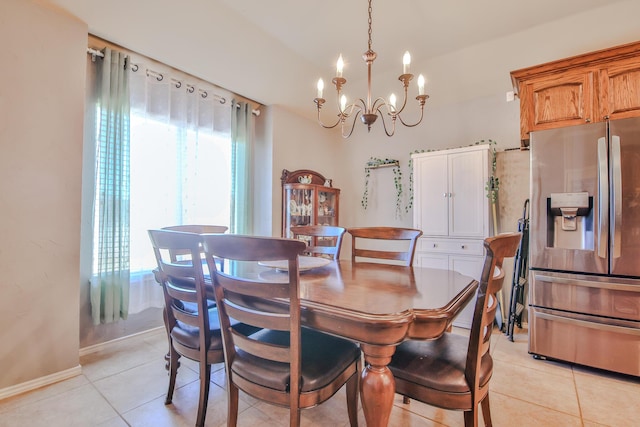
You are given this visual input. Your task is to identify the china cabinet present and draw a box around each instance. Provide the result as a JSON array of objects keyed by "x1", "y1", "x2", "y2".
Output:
[
  {"x1": 281, "y1": 169, "x2": 340, "y2": 240},
  {"x1": 511, "y1": 40, "x2": 640, "y2": 148},
  {"x1": 412, "y1": 145, "x2": 491, "y2": 328}
]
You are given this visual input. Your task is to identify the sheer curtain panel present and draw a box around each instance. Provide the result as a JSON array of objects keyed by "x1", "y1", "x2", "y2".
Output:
[{"x1": 90, "y1": 48, "x2": 131, "y2": 325}]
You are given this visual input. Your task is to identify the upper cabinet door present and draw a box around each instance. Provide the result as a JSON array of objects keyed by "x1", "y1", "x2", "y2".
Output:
[
  {"x1": 413, "y1": 154, "x2": 448, "y2": 236},
  {"x1": 448, "y1": 150, "x2": 488, "y2": 238},
  {"x1": 519, "y1": 70, "x2": 595, "y2": 140},
  {"x1": 599, "y1": 57, "x2": 640, "y2": 121}
]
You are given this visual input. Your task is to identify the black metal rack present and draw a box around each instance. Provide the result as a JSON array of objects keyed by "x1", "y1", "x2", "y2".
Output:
[{"x1": 506, "y1": 199, "x2": 530, "y2": 341}]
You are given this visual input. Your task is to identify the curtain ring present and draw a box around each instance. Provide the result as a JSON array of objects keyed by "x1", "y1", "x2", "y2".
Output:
[
  {"x1": 131, "y1": 64, "x2": 139, "y2": 72},
  {"x1": 156, "y1": 73, "x2": 163, "y2": 82},
  {"x1": 201, "y1": 90, "x2": 208, "y2": 99},
  {"x1": 187, "y1": 85, "x2": 195, "y2": 93},
  {"x1": 175, "y1": 81, "x2": 182, "y2": 89},
  {"x1": 219, "y1": 97, "x2": 226, "y2": 104}
]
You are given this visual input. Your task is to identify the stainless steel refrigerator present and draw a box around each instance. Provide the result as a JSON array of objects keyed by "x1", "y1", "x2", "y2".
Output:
[{"x1": 529, "y1": 117, "x2": 640, "y2": 377}]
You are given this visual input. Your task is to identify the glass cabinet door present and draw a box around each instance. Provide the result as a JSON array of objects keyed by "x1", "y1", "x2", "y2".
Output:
[
  {"x1": 284, "y1": 186, "x2": 314, "y2": 238},
  {"x1": 316, "y1": 190, "x2": 338, "y2": 227}
]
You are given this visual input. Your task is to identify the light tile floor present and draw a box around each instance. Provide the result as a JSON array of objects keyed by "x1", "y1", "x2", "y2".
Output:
[{"x1": 1, "y1": 326, "x2": 639, "y2": 426}]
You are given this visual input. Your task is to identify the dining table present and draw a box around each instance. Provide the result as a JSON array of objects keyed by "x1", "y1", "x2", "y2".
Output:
[{"x1": 231, "y1": 257, "x2": 479, "y2": 427}]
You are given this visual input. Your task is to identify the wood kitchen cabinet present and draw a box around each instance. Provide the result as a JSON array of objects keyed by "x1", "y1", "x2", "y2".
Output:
[
  {"x1": 412, "y1": 144, "x2": 491, "y2": 328},
  {"x1": 281, "y1": 169, "x2": 339, "y2": 239},
  {"x1": 511, "y1": 40, "x2": 640, "y2": 148}
]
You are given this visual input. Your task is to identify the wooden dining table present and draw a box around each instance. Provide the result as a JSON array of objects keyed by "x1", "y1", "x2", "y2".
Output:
[{"x1": 230, "y1": 258, "x2": 479, "y2": 427}]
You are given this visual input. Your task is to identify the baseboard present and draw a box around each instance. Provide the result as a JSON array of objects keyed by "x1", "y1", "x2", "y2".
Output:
[
  {"x1": 79, "y1": 326, "x2": 165, "y2": 357},
  {"x1": 0, "y1": 365, "x2": 82, "y2": 401}
]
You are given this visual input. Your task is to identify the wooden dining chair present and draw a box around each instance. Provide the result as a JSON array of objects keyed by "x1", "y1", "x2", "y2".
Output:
[
  {"x1": 148, "y1": 229, "x2": 257, "y2": 427},
  {"x1": 155, "y1": 225, "x2": 228, "y2": 373},
  {"x1": 347, "y1": 226, "x2": 423, "y2": 266},
  {"x1": 388, "y1": 232, "x2": 521, "y2": 427},
  {"x1": 290, "y1": 225, "x2": 346, "y2": 260},
  {"x1": 201, "y1": 234, "x2": 361, "y2": 427}
]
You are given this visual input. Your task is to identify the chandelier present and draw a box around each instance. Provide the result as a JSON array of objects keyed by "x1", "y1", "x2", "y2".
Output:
[{"x1": 314, "y1": 0, "x2": 428, "y2": 138}]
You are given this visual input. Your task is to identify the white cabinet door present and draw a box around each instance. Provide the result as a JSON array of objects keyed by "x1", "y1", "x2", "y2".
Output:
[
  {"x1": 448, "y1": 150, "x2": 488, "y2": 238},
  {"x1": 413, "y1": 155, "x2": 448, "y2": 236},
  {"x1": 413, "y1": 146, "x2": 488, "y2": 239}
]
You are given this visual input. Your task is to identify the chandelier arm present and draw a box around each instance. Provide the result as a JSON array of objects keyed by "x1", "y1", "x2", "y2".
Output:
[
  {"x1": 315, "y1": 104, "x2": 343, "y2": 129},
  {"x1": 371, "y1": 97, "x2": 390, "y2": 114},
  {"x1": 342, "y1": 110, "x2": 362, "y2": 138},
  {"x1": 375, "y1": 106, "x2": 396, "y2": 137},
  {"x1": 397, "y1": 104, "x2": 425, "y2": 127},
  {"x1": 344, "y1": 99, "x2": 367, "y2": 117},
  {"x1": 394, "y1": 86, "x2": 410, "y2": 115}
]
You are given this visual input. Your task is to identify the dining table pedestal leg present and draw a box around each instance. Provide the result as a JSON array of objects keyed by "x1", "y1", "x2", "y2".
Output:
[{"x1": 360, "y1": 344, "x2": 396, "y2": 427}]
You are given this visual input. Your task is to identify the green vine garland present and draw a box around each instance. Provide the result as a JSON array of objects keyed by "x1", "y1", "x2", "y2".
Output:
[
  {"x1": 361, "y1": 157, "x2": 403, "y2": 218},
  {"x1": 481, "y1": 139, "x2": 500, "y2": 204}
]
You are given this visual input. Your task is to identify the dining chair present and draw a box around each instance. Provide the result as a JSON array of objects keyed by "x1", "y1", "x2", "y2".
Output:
[
  {"x1": 347, "y1": 226, "x2": 423, "y2": 266},
  {"x1": 201, "y1": 234, "x2": 361, "y2": 427},
  {"x1": 148, "y1": 229, "x2": 258, "y2": 427},
  {"x1": 388, "y1": 232, "x2": 521, "y2": 427},
  {"x1": 156, "y1": 225, "x2": 228, "y2": 373},
  {"x1": 290, "y1": 224, "x2": 346, "y2": 260}
]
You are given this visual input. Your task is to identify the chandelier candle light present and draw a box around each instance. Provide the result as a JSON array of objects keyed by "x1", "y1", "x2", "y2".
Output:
[{"x1": 314, "y1": 0, "x2": 428, "y2": 138}]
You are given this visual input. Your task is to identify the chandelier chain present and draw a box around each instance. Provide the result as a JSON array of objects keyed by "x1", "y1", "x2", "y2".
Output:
[{"x1": 367, "y1": 0, "x2": 373, "y2": 52}]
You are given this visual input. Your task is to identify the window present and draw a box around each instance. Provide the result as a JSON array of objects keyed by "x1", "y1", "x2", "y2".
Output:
[
  {"x1": 125, "y1": 65, "x2": 234, "y2": 313},
  {"x1": 128, "y1": 115, "x2": 232, "y2": 275}
]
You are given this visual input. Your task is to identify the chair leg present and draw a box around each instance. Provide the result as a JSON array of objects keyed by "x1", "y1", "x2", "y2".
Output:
[
  {"x1": 463, "y1": 407, "x2": 479, "y2": 427},
  {"x1": 481, "y1": 394, "x2": 492, "y2": 427},
  {"x1": 195, "y1": 362, "x2": 211, "y2": 427},
  {"x1": 165, "y1": 342, "x2": 179, "y2": 405},
  {"x1": 345, "y1": 370, "x2": 359, "y2": 427},
  {"x1": 227, "y1": 382, "x2": 239, "y2": 427},
  {"x1": 402, "y1": 396, "x2": 411, "y2": 404},
  {"x1": 289, "y1": 394, "x2": 301, "y2": 427}
]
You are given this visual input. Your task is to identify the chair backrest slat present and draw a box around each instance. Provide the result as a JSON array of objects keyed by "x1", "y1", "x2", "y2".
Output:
[
  {"x1": 161, "y1": 224, "x2": 228, "y2": 262},
  {"x1": 347, "y1": 227, "x2": 423, "y2": 266},
  {"x1": 290, "y1": 225, "x2": 346, "y2": 260}
]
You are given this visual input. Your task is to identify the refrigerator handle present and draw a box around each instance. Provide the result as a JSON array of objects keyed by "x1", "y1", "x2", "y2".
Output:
[
  {"x1": 611, "y1": 135, "x2": 622, "y2": 259},
  {"x1": 597, "y1": 137, "x2": 609, "y2": 259}
]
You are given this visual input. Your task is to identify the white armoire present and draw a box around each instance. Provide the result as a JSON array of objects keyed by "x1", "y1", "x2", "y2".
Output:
[{"x1": 412, "y1": 144, "x2": 492, "y2": 328}]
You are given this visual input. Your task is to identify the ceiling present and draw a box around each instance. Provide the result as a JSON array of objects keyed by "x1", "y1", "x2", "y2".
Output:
[
  {"x1": 217, "y1": 0, "x2": 620, "y2": 74},
  {"x1": 48, "y1": 0, "x2": 628, "y2": 117}
]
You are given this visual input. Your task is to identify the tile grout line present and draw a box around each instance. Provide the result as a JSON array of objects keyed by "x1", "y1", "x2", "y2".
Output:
[{"x1": 571, "y1": 367, "x2": 586, "y2": 427}]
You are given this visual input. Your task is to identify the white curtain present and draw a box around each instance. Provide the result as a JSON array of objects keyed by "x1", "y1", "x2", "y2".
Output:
[{"x1": 127, "y1": 63, "x2": 233, "y2": 313}]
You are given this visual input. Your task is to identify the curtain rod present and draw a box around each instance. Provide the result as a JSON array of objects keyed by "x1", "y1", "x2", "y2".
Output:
[{"x1": 86, "y1": 47, "x2": 260, "y2": 116}]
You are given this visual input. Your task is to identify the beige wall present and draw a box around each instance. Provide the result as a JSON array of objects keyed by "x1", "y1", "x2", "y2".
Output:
[{"x1": 0, "y1": 0, "x2": 86, "y2": 389}]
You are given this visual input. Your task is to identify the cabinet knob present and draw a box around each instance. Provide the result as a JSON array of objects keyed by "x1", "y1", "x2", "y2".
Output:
[
  {"x1": 433, "y1": 243, "x2": 437, "y2": 248},
  {"x1": 443, "y1": 193, "x2": 448, "y2": 198},
  {"x1": 585, "y1": 118, "x2": 591, "y2": 123},
  {"x1": 461, "y1": 244, "x2": 466, "y2": 249}
]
